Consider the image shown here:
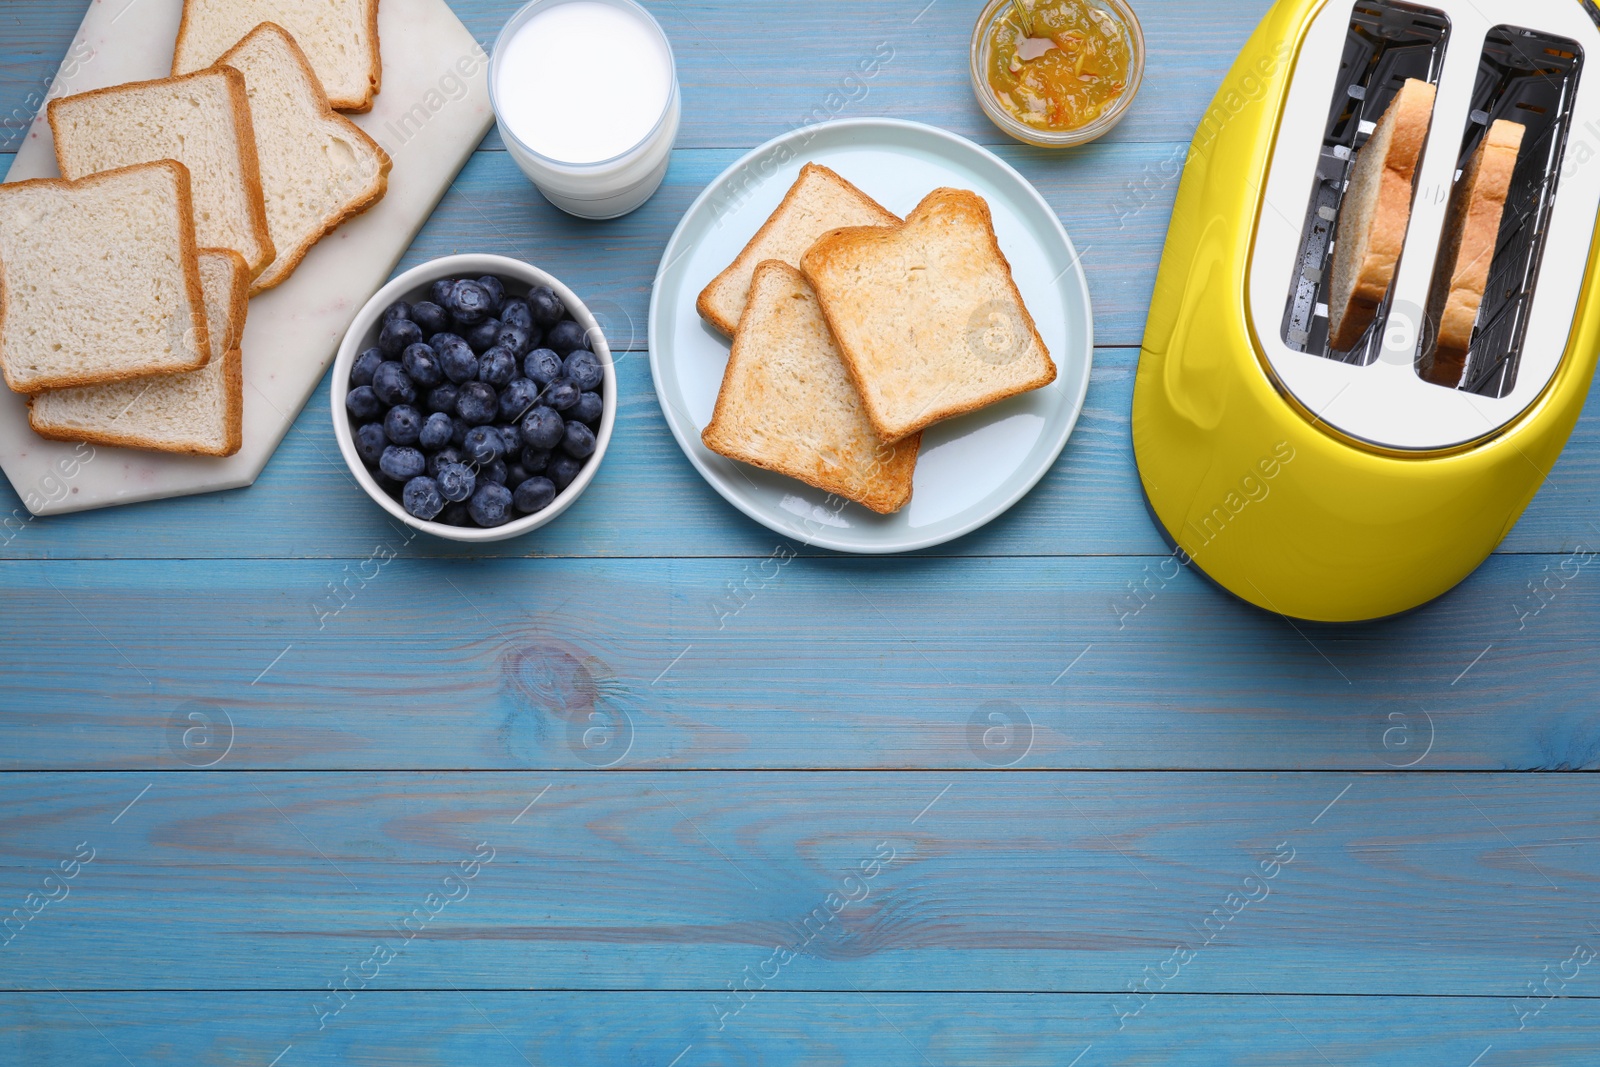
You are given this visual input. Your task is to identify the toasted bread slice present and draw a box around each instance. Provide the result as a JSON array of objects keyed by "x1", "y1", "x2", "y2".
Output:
[
  {"x1": 217, "y1": 22, "x2": 391, "y2": 294},
  {"x1": 0, "y1": 161, "x2": 210, "y2": 393},
  {"x1": 173, "y1": 0, "x2": 381, "y2": 112},
  {"x1": 697, "y1": 163, "x2": 899, "y2": 337},
  {"x1": 1327, "y1": 78, "x2": 1436, "y2": 351},
  {"x1": 702, "y1": 261, "x2": 919, "y2": 514},
  {"x1": 1420, "y1": 119, "x2": 1524, "y2": 387},
  {"x1": 29, "y1": 249, "x2": 249, "y2": 456},
  {"x1": 49, "y1": 67, "x2": 275, "y2": 279},
  {"x1": 800, "y1": 187, "x2": 1056, "y2": 443}
]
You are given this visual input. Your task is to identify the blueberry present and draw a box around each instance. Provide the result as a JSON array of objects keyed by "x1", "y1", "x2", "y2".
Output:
[
  {"x1": 545, "y1": 319, "x2": 587, "y2": 356},
  {"x1": 450, "y1": 416, "x2": 471, "y2": 447},
  {"x1": 520, "y1": 446, "x2": 551, "y2": 473},
  {"x1": 481, "y1": 459, "x2": 509, "y2": 486},
  {"x1": 561, "y1": 419, "x2": 596, "y2": 459},
  {"x1": 378, "y1": 317, "x2": 423, "y2": 357},
  {"x1": 429, "y1": 278, "x2": 456, "y2": 308},
  {"x1": 351, "y1": 347, "x2": 384, "y2": 387},
  {"x1": 411, "y1": 300, "x2": 449, "y2": 335},
  {"x1": 371, "y1": 362, "x2": 417, "y2": 406},
  {"x1": 402, "y1": 476, "x2": 445, "y2": 520},
  {"x1": 379, "y1": 445, "x2": 426, "y2": 481},
  {"x1": 571, "y1": 390, "x2": 604, "y2": 425},
  {"x1": 382, "y1": 300, "x2": 412, "y2": 323},
  {"x1": 401, "y1": 343, "x2": 443, "y2": 387},
  {"x1": 433, "y1": 333, "x2": 477, "y2": 384},
  {"x1": 520, "y1": 405, "x2": 564, "y2": 449},
  {"x1": 562, "y1": 349, "x2": 604, "y2": 391},
  {"x1": 346, "y1": 385, "x2": 383, "y2": 420},
  {"x1": 384, "y1": 404, "x2": 423, "y2": 445},
  {"x1": 457, "y1": 381, "x2": 499, "y2": 424},
  {"x1": 492, "y1": 425, "x2": 524, "y2": 454},
  {"x1": 469, "y1": 482, "x2": 513, "y2": 527},
  {"x1": 500, "y1": 298, "x2": 533, "y2": 331},
  {"x1": 494, "y1": 323, "x2": 533, "y2": 357},
  {"x1": 504, "y1": 462, "x2": 530, "y2": 488},
  {"x1": 527, "y1": 286, "x2": 565, "y2": 328},
  {"x1": 463, "y1": 425, "x2": 503, "y2": 465},
  {"x1": 523, "y1": 348, "x2": 562, "y2": 385},
  {"x1": 443, "y1": 352, "x2": 480, "y2": 387},
  {"x1": 428, "y1": 446, "x2": 464, "y2": 477},
  {"x1": 419, "y1": 411, "x2": 454, "y2": 450},
  {"x1": 548, "y1": 453, "x2": 583, "y2": 491},
  {"x1": 449, "y1": 279, "x2": 493, "y2": 325},
  {"x1": 478, "y1": 345, "x2": 517, "y2": 387},
  {"x1": 466, "y1": 318, "x2": 502, "y2": 353},
  {"x1": 426, "y1": 383, "x2": 459, "y2": 414},
  {"x1": 476, "y1": 275, "x2": 506, "y2": 311},
  {"x1": 354, "y1": 422, "x2": 387, "y2": 465},
  {"x1": 543, "y1": 377, "x2": 581, "y2": 411},
  {"x1": 498, "y1": 378, "x2": 541, "y2": 422},
  {"x1": 513, "y1": 476, "x2": 557, "y2": 513},
  {"x1": 429, "y1": 330, "x2": 467, "y2": 354},
  {"x1": 437, "y1": 461, "x2": 476, "y2": 502},
  {"x1": 440, "y1": 502, "x2": 472, "y2": 527}
]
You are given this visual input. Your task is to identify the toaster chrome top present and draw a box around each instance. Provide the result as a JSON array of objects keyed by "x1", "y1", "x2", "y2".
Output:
[{"x1": 1247, "y1": 0, "x2": 1598, "y2": 450}]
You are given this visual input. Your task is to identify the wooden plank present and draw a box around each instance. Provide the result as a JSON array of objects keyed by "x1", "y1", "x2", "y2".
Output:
[
  {"x1": 0, "y1": 346, "x2": 1166, "y2": 561},
  {"x1": 1, "y1": 991, "x2": 1592, "y2": 1065},
  {"x1": 0, "y1": 554, "x2": 1595, "y2": 769},
  {"x1": 0, "y1": 0, "x2": 1276, "y2": 150},
  {"x1": 1, "y1": 147, "x2": 1595, "y2": 558},
  {"x1": 1, "y1": 772, "x2": 1595, "y2": 993}
]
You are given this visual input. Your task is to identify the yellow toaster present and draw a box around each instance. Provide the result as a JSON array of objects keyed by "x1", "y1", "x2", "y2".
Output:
[{"x1": 1133, "y1": 0, "x2": 1600, "y2": 621}]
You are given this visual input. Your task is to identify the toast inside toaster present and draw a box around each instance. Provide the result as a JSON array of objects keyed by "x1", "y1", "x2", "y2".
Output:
[
  {"x1": 1417, "y1": 27, "x2": 1581, "y2": 397},
  {"x1": 1280, "y1": 0, "x2": 1449, "y2": 366}
]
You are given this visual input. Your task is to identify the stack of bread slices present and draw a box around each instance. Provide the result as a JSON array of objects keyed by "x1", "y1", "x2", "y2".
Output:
[
  {"x1": 0, "y1": 0, "x2": 390, "y2": 457},
  {"x1": 698, "y1": 163, "x2": 1057, "y2": 515}
]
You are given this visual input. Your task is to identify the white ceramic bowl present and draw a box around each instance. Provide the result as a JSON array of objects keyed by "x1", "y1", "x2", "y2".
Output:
[{"x1": 331, "y1": 254, "x2": 616, "y2": 542}]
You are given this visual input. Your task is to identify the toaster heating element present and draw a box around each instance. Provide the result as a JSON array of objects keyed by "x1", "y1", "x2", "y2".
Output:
[{"x1": 1133, "y1": 0, "x2": 1600, "y2": 621}]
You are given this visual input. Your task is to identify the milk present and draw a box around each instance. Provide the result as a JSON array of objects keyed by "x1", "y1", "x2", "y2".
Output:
[
  {"x1": 496, "y1": 2, "x2": 672, "y2": 164},
  {"x1": 491, "y1": 0, "x2": 680, "y2": 218}
]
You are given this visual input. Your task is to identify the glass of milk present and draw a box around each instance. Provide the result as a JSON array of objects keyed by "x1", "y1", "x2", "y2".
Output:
[{"x1": 491, "y1": 0, "x2": 681, "y2": 219}]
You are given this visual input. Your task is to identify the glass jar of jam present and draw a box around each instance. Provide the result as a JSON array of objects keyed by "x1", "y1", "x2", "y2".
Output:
[{"x1": 970, "y1": 0, "x2": 1145, "y2": 147}]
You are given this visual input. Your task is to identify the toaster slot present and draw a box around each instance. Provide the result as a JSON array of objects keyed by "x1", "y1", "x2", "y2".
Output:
[
  {"x1": 1417, "y1": 28, "x2": 1582, "y2": 396},
  {"x1": 1280, "y1": 0, "x2": 1450, "y2": 364}
]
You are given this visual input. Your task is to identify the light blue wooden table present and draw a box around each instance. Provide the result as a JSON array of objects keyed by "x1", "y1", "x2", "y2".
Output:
[{"x1": 4, "y1": 1, "x2": 1600, "y2": 1063}]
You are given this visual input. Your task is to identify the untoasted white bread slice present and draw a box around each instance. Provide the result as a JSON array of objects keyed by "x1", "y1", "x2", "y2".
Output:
[
  {"x1": 29, "y1": 249, "x2": 248, "y2": 456},
  {"x1": 217, "y1": 22, "x2": 390, "y2": 294},
  {"x1": 49, "y1": 67, "x2": 275, "y2": 279},
  {"x1": 1421, "y1": 119, "x2": 1524, "y2": 387},
  {"x1": 173, "y1": 0, "x2": 381, "y2": 112},
  {"x1": 800, "y1": 187, "x2": 1057, "y2": 444},
  {"x1": 0, "y1": 160, "x2": 210, "y2": 393},
  {"x1": 1327, "y1": 77, "x2": 1436, "y2": 351},
  {"x1": 697, "y1": 163, "x2": 900, "y2": 337},
  {"x1": 702, "y1": 261, "x2": 919, "y2": 514}
]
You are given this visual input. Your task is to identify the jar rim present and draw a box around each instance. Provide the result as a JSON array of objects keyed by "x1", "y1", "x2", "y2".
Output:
[{"x1": 968, "y1": 0, "x2": 1147, "y2": 148}]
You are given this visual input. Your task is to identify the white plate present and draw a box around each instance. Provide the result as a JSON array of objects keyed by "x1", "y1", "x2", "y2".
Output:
[{"x1": 648, "y1": 118, "x2": 1093, "y2": 554}]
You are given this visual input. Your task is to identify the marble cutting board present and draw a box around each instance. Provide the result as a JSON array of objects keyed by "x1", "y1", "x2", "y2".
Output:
[{"x1": 0, "y1": 0, "x2": 495, "y2": 515}]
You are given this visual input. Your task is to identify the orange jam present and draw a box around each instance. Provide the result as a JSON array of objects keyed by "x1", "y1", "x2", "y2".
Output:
[{"x1": 984, "y1": 0, "x2": 1133, "y2": 132}]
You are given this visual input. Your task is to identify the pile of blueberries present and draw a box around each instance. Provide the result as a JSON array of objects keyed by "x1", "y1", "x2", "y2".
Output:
[{"x1": 345, "y1": 274, "x2": 606, "y2": 527}]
